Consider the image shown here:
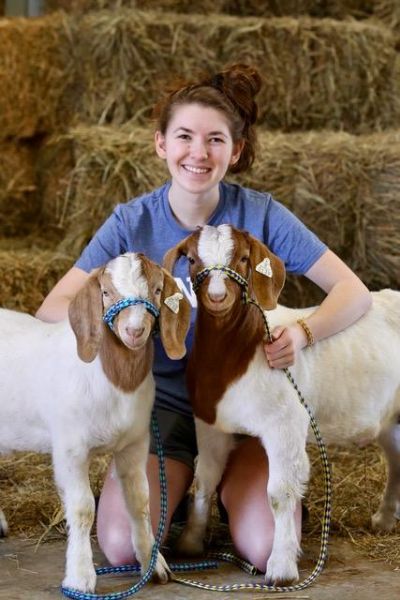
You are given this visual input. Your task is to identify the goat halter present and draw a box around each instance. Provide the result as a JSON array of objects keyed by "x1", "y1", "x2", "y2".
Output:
[
  {"x1": 102, "y1": 297, "x2": 160, "y2": 331},
  {"x1": 192, "y1": 265, "x2": 249, "y2": 295}
]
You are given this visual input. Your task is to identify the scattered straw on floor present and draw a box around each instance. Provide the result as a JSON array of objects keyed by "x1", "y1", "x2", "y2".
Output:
[{"x1": 1, "y1": 443, "x2": 398, "y2": 565}]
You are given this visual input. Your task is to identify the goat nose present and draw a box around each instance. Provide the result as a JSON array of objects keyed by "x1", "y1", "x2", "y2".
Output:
[
  {"x1": 209, "y1": 292, "x2": 226, "y2": 303},
  {"x1": 125, "y1": 326, "x2": 145, "y2": 338}
]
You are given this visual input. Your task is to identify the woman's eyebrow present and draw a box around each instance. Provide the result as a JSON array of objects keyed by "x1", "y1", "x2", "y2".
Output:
[{"x1": 172, "y1": 126, "x2": 228, "y2": 138}]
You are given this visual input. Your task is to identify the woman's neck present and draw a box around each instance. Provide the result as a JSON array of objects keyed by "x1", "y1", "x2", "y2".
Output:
[{"x1": 168, "y1": 182, "x2": 221, "y2": 230}]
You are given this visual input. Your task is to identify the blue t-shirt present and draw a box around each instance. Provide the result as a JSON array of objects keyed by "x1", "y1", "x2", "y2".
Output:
[{"x1": 76, "y1": 181, "x2": 327, "y2": 415}]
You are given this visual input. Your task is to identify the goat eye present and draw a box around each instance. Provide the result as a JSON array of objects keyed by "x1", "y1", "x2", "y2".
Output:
[
  {"x1": 155, "y1": 287, "x2": 162, "y2": 295},
  {"x1": 240, "y1": 256, "x2": 249, "y2": 263},
  {"x1": 102, "y1": 290, "x2": 109, "y2": 297},
  {"x1": 188, "y1": 257, "x2": 195, "y2": 265}
]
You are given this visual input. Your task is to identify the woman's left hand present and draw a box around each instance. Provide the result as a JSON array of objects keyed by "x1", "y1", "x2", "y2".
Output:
[{"x1": 263, "y1": 325, "x2": 307, "y2": 369}]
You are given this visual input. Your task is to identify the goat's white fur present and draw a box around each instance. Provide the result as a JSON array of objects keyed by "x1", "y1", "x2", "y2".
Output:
[
  {"x1": 0, "y1": 253, "x2": 185, "y2": 592},
  {"x1": 177, "y1": 227, "x2": 400, "y2": 584}
]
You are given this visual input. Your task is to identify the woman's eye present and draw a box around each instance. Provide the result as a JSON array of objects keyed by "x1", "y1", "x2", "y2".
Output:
[
  {"x1": 210, "y1": 137, "x2": 224, "y2": 144},
  {"x1": 178, "y1": 134, "x2": 190, "y2": 140}
]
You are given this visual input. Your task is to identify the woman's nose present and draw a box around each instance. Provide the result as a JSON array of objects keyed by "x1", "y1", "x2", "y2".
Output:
[{"x1": 190, "y1": 141, "x2": 208, "y2": 160}]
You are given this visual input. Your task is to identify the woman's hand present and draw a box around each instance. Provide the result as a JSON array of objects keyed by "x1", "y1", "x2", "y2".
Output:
[{"x1": 263, "y1": 324, "x2": 307, "y2": 369}]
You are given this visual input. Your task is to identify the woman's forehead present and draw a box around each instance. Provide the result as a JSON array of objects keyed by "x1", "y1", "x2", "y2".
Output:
[{"x1": 167, "y1": 102, "x2": 232, "y2": 135}]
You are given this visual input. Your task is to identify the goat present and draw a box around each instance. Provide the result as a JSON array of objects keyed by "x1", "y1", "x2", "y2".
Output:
[
  {"x1": 164, "y1": 224, "x2": 400, "y2": 584},
  {"x1": 0, "y1": 252, "x2": 191, "y2": 593}
]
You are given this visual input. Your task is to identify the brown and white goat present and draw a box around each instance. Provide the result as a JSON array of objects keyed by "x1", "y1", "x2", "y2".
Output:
[
  {"x1": 164, "y1": 224, "x2": 400, "y2": 584},
  {"x1": 0, "y1": 252, "x2": 191, "y2": 593}
]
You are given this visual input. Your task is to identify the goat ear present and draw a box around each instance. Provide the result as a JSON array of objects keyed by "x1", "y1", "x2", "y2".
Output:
[
  {"x1": 249, "y1": 236, "x2": 286, "y2": 310},
  {"x1": 68, "y1": 271, "x2": 104, "y2": 362},
  {"x1": 163, "y1": 238, "x2": 190, "y2": 273},
  {"x1": 159, "y1": 268, "x2": 191, "y2": 360}
]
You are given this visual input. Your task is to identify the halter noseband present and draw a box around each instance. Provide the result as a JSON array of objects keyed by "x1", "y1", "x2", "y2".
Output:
[
  {"x1": 192, "y1": 265, "x2": 249, "y2": 301},
  {"x1": 103, "y1": 297, "x2": 160, "y2": 331}
]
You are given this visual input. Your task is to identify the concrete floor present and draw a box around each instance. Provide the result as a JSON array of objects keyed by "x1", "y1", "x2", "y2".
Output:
[{"x1": 1, "y1": 536, "x2": 399, "y2": 600}]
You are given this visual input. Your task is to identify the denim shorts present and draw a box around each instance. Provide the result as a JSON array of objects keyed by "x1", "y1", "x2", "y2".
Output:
[{"x1": 149, "y1": 406, "x2": 198, "y2": 471}]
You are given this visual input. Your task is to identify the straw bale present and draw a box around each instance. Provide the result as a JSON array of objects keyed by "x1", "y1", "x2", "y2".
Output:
[
  {"x1": 42, "y1": 1, "x2": 375, "y2": 18},
  {"x1": 0, "y1": 13, "x2": 76, "y2": 139},
  {"x1": 69, "y1": 10, "x2": 400, "y2": 133},
  {"x1": 41, "y1": 125, "x2": 167, "y2": 255},
  {"x1": 0, "y1": 247, "x2": 74, "y2": 314},
  {"x1": 41, "y1": 125, "x2": 399, "y2": 306},
  {"x1": 0, "y1": 140, "x2": 38, "y2": 236}
]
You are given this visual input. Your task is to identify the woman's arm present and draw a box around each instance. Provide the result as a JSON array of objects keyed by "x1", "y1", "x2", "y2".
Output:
[
  {"x1": 35, "y1": 267, "x2": 90, "y2": 323},
  {"x1": 264, "y1": 249, "x2": 372, "y2": 368}
]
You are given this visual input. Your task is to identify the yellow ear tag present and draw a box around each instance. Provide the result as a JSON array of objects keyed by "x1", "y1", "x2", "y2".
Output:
[
  {"x1": 164, "y1": 292, "x2": 184, "y2": 314},
  {"x1": 255, "y1": 258, "x2": 273, "y2": 278}
]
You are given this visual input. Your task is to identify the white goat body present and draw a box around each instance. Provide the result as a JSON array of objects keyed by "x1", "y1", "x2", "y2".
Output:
[
  {"x1": 164, "y1": 224, "x2": 400, "y2": 585},
  {"x1": 0, "y1": 252, "x2": 190, "y2": 593}
]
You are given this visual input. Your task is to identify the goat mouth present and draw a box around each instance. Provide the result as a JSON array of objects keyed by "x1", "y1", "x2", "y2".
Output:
[{"x1": 122, "y1": 334, "x2": 148, "y2": 350}]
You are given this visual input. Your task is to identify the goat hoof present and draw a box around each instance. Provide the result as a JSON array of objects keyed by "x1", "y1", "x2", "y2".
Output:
[
  {"x1": 371, "y1": 511, "x2": 396, "y2": 532},
  {"x1": 265, "y1": 557, "x2": 299, "y2": 587},
  {"x1": 62, "y1": 567, "x2": 96, "y2": 593},
  {"x1": 175, "y1": 531, "x2": 204, "y2": 556},
  {"x1": 151, "y1": 553, "x2": 170, "y2": 584},
  {"x1": 0, "y1": 510, "x2": 9, "y2": 537}
]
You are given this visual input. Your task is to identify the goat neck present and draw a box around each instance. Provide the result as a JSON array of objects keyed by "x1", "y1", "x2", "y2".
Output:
[
  {"x1": 99, "y1": 326, "x2": 154, "y2": 393},
  {"x1": 187, "y1": 300, "x2": 265, "y2": 425}
]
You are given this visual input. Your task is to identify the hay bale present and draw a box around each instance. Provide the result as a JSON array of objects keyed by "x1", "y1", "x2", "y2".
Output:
[
  {"x1": 41, "y1": 125, "x2": 167, "y2": 254},
  {"x1": 239, "y1": 130, "x2": 400, "y2": 295},
  {"x1": 1, "y1": 11, "x2": 399, "y2": 135},
  {"x1": 68, "y1": 10, "x2": 400, "y2": 133},
  {"x1": 42, "y1": 0, "x2": 375, "y2": 18},
  {"x1": 39, "y1": 125, "x2": 399, "y2": 305},
  {"x1": 0, "y1": 141, "x2": 39, "y2": 236},
  {"x1": 0, "y1": 14, "x2": 76, "y2": 138},
  {"x1": 0, "y1": 247, "x2": 74, "y2": 314}
]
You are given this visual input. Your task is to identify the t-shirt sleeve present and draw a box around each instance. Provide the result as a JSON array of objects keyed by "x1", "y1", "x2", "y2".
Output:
[
  {"x1": 75, "y1": 206, "x2": 128, "y2": 272},
  {"x1": 265, "y1": 198, "x2": 327, "y2": 275}
]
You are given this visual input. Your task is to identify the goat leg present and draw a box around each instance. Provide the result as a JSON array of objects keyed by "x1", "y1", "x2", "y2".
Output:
[
  {"x1": 52, "y1": 444, "x2": 96, "y2": 593},
  {"x1": 114, "y1": 438, "x2": 169, "y2": 583},
  {"x1": 372, "y1": 420, "x2": 400, "y2": 531},
  {"x1": 177, "y1": 422, "x2": 235, "y2": 556},
  {"x1": 261, "y1": 424, "x2": 309, "y2": 585}
]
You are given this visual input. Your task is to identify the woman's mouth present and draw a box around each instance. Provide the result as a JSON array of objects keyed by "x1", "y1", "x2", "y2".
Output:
[{"x1": 182, "y1": 165, "x2": 211, "y2": 174}]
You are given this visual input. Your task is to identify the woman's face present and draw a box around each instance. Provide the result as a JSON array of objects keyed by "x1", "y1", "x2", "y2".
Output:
[{"x1": 155, "y1": 102, "x2": 243, "y2": 198}]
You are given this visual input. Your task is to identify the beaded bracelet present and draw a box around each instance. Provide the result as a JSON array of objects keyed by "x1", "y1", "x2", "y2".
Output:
[{"x1": 297, "y1": 318, "x2": 315, "y2": 347}]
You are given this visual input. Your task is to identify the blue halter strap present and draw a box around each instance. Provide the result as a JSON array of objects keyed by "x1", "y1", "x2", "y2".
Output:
[{"x1": 103, "y1": 297, "x2": 160, "y2": 331}]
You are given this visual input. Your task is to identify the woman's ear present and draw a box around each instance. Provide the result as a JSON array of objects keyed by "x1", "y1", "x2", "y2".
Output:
[
  {"x1": 230, "y1": 139, "x2": 245, "y2": 166},
  {"x1": 155, "y1": 131, "x2": 167, "y2": 159}
]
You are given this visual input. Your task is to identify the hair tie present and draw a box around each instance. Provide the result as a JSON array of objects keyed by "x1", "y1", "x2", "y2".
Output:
[{"x1": 210, "y1": 73, "x2": 224, "y2": 90}]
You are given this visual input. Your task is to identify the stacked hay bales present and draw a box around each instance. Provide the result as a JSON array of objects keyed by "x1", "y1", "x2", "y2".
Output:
[{"x1": 0, "y1": 0, "x2": 399, "y2": 568}]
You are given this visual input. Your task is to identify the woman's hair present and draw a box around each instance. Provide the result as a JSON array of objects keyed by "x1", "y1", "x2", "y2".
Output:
[{"x1": 153, "y1": 64, "x2": 262, "y2": 173}]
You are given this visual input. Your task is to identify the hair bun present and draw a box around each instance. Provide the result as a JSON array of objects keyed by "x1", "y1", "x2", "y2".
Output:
[{"x1": 212, "y1": 64, "x2": 262, "y2": 125}]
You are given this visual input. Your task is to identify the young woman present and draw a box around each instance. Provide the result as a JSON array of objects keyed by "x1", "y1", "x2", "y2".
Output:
[{"x1": 36, "y1": 64, "x2": 371, "y2": 571}]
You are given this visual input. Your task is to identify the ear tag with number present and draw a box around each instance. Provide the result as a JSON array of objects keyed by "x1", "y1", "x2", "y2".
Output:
[
  {"x1": 164, "y1": 292, "x2": 184, "y2": 314},
  {"x1": 255, "y1": 258, "x2": 273, "y2": 278}
]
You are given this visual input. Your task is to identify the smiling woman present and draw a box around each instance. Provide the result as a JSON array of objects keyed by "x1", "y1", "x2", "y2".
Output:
[{"x1": 35, "y1": 63, "x2": 372, "y2": 575}]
